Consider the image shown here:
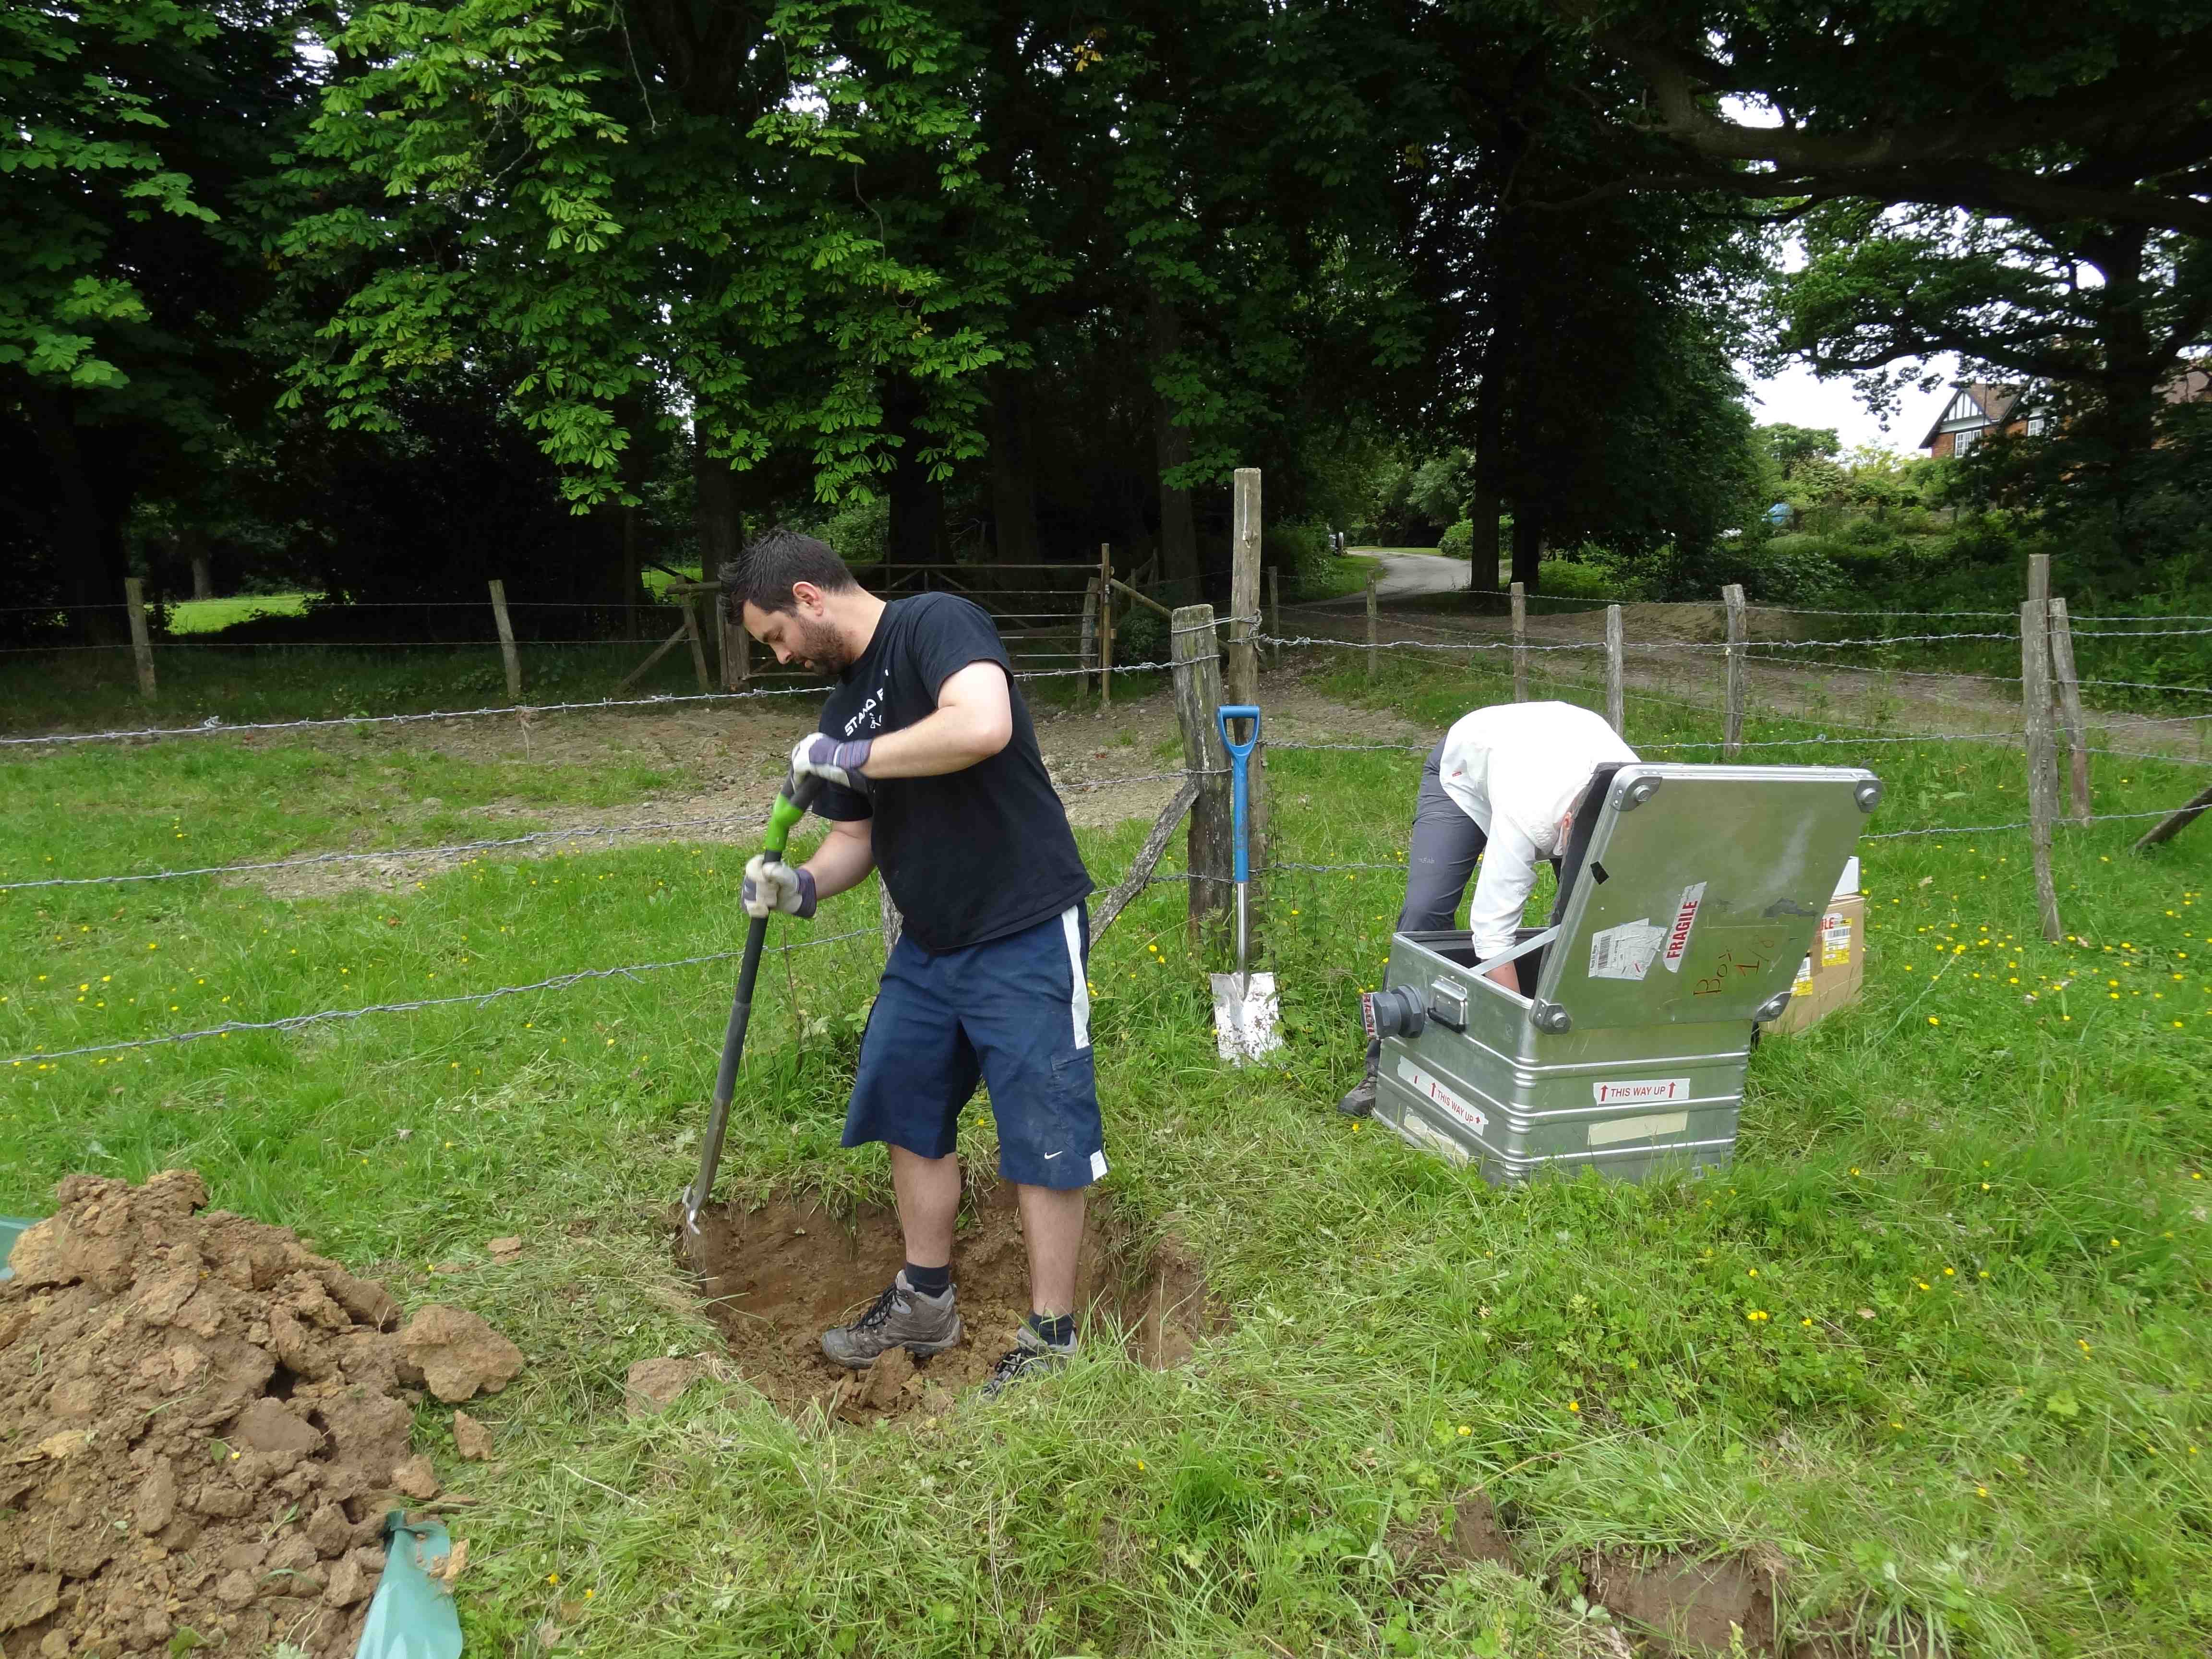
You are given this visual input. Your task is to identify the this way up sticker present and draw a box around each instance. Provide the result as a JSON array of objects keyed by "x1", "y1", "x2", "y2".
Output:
[{"x1": 1660, "y1": 881, "x2": 1707, "y2": 973}]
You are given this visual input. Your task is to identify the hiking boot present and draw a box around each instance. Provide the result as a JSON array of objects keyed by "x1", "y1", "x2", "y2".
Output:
[
  {"x1": 982, "y1": 1322, "x2": 1077, "y2": 1398},
  {"x1": 1337, "y1": 1040, "x2": 1380, "y2": 1118},
  {"x1": 819, "y1": 1271, "x2": 963, "y2": 1369}
]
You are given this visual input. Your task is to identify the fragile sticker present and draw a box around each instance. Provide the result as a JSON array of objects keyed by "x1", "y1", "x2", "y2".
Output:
[
  {"x1": 1660, "y1": 882, "x2": 1707, "y2": 974},
  {"x1": 1587, "y1": 917, "x2": 1664, "y2": 981},
  {"x1": 1396, "y1": 1057, "x2": 1489, "y2": 1135},
  {"x1": 1591, "y1": 1076, "x2": 1693, "y2": 1106}
]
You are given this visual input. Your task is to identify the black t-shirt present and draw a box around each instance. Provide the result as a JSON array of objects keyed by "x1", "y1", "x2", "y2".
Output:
[{"x1": 811, "y1": 593, "x2": 1092, "y2": 952}]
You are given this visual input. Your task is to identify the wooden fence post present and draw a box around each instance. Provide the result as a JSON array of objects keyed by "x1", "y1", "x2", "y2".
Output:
[
  {"x1": 1077, "y1": 578, "x2": 1099, "y2": 706},
  {"x1": 1721, "y1": 583, "x2": 1747, "y2": 760},
  {"x1": 1099, "y1": 542, "x2": 1114, "y2": 709},
  {"x1": 1365, "y1": 567, "x2": 1380, "y2": 683},
  {"x1": 122, "y1": 577, "x2": 156, "y2": 698},
  {"x1": 879, "y1": 884, "x2": 903, "y2": 956},
  {"x1": 2048, "y1": 597, "x2": 2091, "y2": 825},
  {"x1": 487, "y1": 579, "x2": 522, "y2": 701},
  {"x1": 1170, "y1": 602, "x2": 1232, "y2": 938},
  {"x1": 1227, "y1": 468, "x2": 1267, "y2": 917},
  {"x1": 1510, "y1": 581, "x2": 1527, "y2": 701},
  {"x1": 2026, "y1": 551, "x2": 2050, "y2": 615},
  {"x1": 2133, "y1": 781, "x2": 2212, "y2": 853},
  {"x1": 1228, "y1": 469, "x2": 1262, "y2": 699},
  {"x1": 1605, "y1": 603, "x2": 1624, "y2": 735},
  {"x1": 680, "y1": 593, "x2": 712, "y2": 694},
  {"x1": 1266, "y1": 567, "x2": 1281, "y2": 670},
  {"x1": 2021, "y1": 597, "x2": 2064, "y2": 942}
]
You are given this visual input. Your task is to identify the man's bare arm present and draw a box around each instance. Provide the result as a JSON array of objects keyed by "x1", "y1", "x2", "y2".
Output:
[
  {"x1": 856, "y1": 662, "x2": 1013, "y2": 779},
  {"x1": 802, "y1": 816, "x2": 876, "y2": 902}
]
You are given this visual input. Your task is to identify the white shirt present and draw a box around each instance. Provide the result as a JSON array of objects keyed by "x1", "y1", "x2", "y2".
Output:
[{"x1": 1437, "y1": 702, "x2": 1638, "y2": 959}]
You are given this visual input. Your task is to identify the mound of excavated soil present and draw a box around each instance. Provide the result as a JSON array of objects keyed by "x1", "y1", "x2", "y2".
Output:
[
  {"x1": 0, "y1": 1171, "x2": 518, "y2": 1659},
  {"x1": 684, "y1": 1183, "x2": 1222, "y2": 1423}
]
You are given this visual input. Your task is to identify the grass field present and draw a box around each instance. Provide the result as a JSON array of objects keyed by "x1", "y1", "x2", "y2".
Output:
[
  {"x1": 167, "y1": 592, "x2": 318, "y2": 633},
  {"x1": 3, "y1": 645, "x2": 2209, "y2": 1656}
]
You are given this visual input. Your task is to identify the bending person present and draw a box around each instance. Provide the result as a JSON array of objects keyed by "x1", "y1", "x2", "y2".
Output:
[{"x1": 1338, "y1": 700, "x2": 1637, "y2": 1118}]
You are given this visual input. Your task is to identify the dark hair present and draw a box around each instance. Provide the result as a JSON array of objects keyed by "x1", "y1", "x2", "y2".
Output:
[{"x1": 721, "y1": 527, "x2": 858, "y2": 620}]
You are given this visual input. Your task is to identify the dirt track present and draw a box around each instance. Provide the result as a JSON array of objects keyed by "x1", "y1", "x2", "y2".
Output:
[{"x1": 250, "y1": 679, "x2": 1428, "y2": 897}]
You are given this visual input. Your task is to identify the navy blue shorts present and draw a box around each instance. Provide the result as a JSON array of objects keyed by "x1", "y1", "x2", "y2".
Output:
[{"x1": 844, "y1": 904, "x2": 1106, "y2": 1190}]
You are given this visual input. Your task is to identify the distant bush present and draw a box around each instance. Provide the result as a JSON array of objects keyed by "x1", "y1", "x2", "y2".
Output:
[
  {"x1": 1113, "y1": 603, "x2": 1167, "y2": 667},
  {"x1": 1439, "y1": 520, "x2": 1473, "y2": 562},
  {"x1": 1265, "y1": 521, "x2": 1338, "y2": 601}
]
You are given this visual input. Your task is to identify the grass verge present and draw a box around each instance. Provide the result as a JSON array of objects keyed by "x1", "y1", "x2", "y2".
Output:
[{"x1": 2, "y1": 646, "x2": 2208, "y2": 1655}]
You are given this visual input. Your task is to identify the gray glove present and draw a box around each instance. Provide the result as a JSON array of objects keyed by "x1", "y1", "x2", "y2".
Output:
[
  {"x1": 788, "y1": 733, "x2": 873, "y2": 791},
  {"x1": 742, "y1": 856, "x2": 817, "y2": 920}
]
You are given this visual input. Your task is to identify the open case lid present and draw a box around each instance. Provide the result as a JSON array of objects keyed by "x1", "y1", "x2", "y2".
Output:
[{"x1": 1530, "y1": 763, "x2": 1880, "y2": 1031}]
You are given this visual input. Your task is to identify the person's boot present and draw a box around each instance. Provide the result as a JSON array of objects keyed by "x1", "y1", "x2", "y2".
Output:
[
  {"x1": 1336, "y1": 1039, "x2": 1381, "y2": 1118},
  {"x1": 983, "y1": 1319, "x2": 1077, "y2": 1398},
  {"x1": 820, "y1": 1270, "x2": 964, "y2": 1368}
]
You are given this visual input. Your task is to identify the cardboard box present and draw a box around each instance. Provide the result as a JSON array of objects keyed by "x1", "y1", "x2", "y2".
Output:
[{"x1": 1767, "y1": 890, "x2": 1864, "y2": 1035}]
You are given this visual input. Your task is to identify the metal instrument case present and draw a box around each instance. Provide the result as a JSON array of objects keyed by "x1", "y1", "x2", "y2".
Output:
[{"x1": 1371, "y1": 762, "x2": 1879, "y2": 1183}]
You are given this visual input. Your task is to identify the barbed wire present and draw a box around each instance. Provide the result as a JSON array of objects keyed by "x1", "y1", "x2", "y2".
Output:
[
  {"x1": 2075, "y1": 678, "x2": 2212, "y2": 696},
  {"x1": 0, "y1": 769, "x2": 1212, "y2": 893},
  {"x1": 0, "y1": 810, "x2": 777, "y2": 893},
  {"x1": 5, "y1": 928, "x2": 880, "y2": 1068},
  {"x1": 0, "y1": 659, "x2": 1181, "y2": 751}
]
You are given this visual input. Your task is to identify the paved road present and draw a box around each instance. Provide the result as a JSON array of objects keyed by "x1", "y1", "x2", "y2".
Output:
[{"x1": 1312, "y1": 550, "x2": 1469, "y2": 605}]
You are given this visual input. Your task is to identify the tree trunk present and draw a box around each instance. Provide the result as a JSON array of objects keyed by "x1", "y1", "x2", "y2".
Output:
[
  {"x1": 1510, "y1": 503, "x2": 1544, "y2": 592},
  {"x1": 694, "y1": 437, "x2": 743, "y2": 586},
  {"x1": 988, "y1": 373, "x2": 1038, "y2": 565},
  {"x1": 25, "y1": 387, "x2": 128, "y2": 643},
  {"x1": 190, "y1": 552, "x2": 214, "y2": 602},
  {"x1": 1148, "y1": 296, "x2": 1202, "y2": 595},
  {"x1": 885, "y1": 386, "x2": 942, "y2": 566},
  {"x1": 2086, "y1": 226, "x2": 2162, "y2": 552}
]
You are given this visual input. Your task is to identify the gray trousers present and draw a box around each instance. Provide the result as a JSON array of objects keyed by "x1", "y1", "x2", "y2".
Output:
[{"x1": 1400, "y1": 740, "x2": 1489, "y2": 931}]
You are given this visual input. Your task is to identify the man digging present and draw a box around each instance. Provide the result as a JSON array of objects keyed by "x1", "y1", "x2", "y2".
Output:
[{"x1": 727, "y1": 529, "x2": 1102, "y2": 1394}]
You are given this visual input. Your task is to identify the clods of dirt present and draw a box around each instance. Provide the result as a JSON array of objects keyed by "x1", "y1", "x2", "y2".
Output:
[
  {"x1": 623, "y1": 1357, "x2": 711, "y2": 1417},
  {"x1": 0, "y1": 1170, "x2": 519, "y2": 1659},
  {"x1": 682, "y1": 1182, "x2": 1223, "y2": 1422},
  {"x1": 398, "y1": 1303, "x2": 525, "y2": 1402},
  {"x1": 1582, "y1": 1549, "x2": 1781, "y2": 1656}
]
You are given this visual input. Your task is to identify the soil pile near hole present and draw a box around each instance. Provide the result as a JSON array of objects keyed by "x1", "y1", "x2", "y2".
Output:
[
  {"x1": 684, "y1": 1183, "x2": 1222, "y2": 1422},
  {"x1": 0, "y1": 1171, "x2": 516, "y2": 1659}
]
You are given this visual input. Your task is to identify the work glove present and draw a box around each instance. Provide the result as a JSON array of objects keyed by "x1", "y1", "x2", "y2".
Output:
[
  {"x1": 788, "y1": 733, "x2": 873, "y2": 791},
  {"x1": 742, "y1": 856, "x2": 817, "y2": 920}
]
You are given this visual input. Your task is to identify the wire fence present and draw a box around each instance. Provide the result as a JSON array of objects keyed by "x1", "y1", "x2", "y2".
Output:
[{"x1": 7, "y1": 593, "x2": 2211, "y2": 1072}]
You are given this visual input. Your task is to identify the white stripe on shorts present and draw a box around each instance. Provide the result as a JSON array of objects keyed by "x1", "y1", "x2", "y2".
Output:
[{"x1": 1060, "y1": 903, "x2": 1091, "y2": 1051}]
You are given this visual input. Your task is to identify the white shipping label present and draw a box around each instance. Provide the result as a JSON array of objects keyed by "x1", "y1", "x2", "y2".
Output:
[
  {"x1": 1391, "y1": 1109, "x2": 1472, "y2": 1167},
  {"x1": 1792, "y1": 955, "x2": 1815, "y2": 996},
  {"x1": 1396, "y1": 1057, "x2": 1489, "y2": 1135},
  {"x1": 1660, "y1": 882, "x2": 1707, "y2": 973},
  {"x1": 1587, "y1": 917, "x2": 1665, "y2": 981},
  {"x1": 1591, "y1": 1076, "x2": 1693, "y2": 1106},
  {"x1": 1587, "y1": 1111, "x2": 1690, "y2": 1148}
]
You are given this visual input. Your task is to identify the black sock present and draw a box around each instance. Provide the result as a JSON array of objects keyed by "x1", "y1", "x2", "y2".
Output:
[
  {"x1": 1025, "y1": 1311, "x2": 1074, "y2": 1347},
  {"x1": 902, "y1": 1262, "x2": 950, "y2": 1298}
]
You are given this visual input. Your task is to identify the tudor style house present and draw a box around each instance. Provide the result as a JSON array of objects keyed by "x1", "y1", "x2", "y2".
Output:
[
  {"x1": 1918, "y1": 383, "x2": 2040, "y2": 457},
  {"x1": 1921, "y1": 366, "x2": 2212, "y2": 458}
]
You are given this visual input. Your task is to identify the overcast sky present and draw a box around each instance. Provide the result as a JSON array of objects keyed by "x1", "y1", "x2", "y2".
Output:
[{"x1": 1739, "y1": 355, "x2": 1964, "y2": 456}]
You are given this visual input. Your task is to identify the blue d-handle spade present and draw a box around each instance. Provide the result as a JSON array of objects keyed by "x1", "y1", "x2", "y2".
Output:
[{"x1": 1217, "y1": 704, "x2": 1261, "y2": 983}]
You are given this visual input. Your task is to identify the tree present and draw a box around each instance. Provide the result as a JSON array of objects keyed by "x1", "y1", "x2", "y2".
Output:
[
  {"x1": 284, "y1": 0, "x2": 1048, "y2": 568},
  {"x1": 1758, "y1": 423, "x2": 1840, "y2": 479},
  {"x1": 1, "y1": 0, "x2": 312, "y2": 636},
  {"x1": 1560, "y1": 0, "x2": 2212, "y2": 534}
]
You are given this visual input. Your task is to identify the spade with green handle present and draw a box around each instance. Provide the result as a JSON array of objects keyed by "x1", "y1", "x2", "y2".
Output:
[{"x1": 681, "y1": 766, "x2": 825, "y2": 1242}]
